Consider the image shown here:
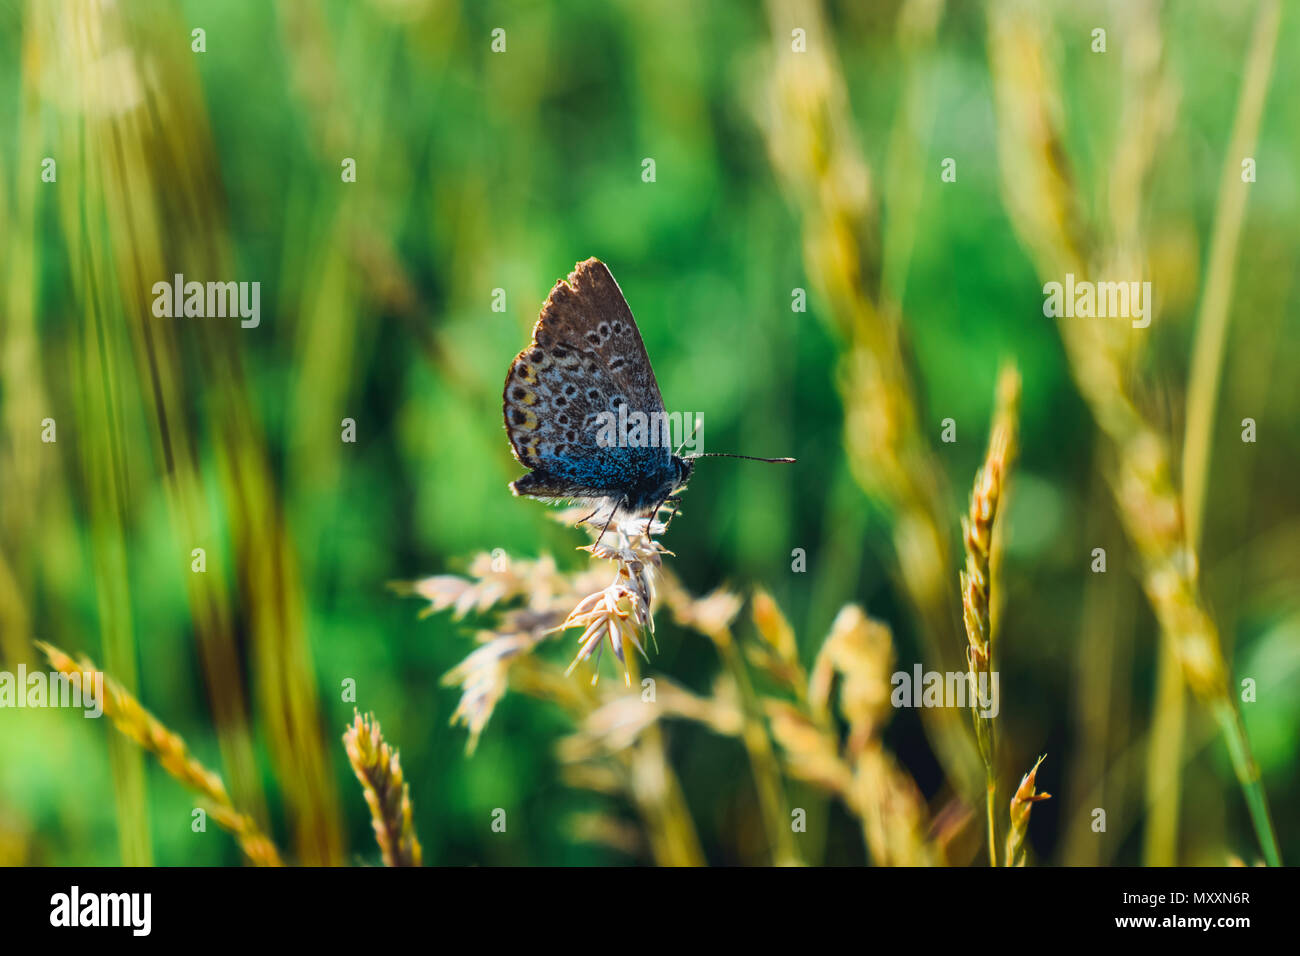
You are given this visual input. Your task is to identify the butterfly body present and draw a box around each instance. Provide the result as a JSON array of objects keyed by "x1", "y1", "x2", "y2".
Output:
[{"x1": 503, "y1": 258, "x2": 690, "y2": 523}]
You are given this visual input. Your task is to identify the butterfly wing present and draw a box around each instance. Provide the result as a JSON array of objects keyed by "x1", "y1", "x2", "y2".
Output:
[{"x1": 503, "y1": 258, "x2": 670, "y2": 500}]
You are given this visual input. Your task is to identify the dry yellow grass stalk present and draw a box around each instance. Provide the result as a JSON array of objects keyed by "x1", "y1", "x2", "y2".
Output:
[
  {"x1": 342, "y1": 712, "x2": 423, "y2": 867},
  {"x1": 986, "y1": 0, "x2": 1280, "y2": 866},
  {"x1": 1005, "y1": 755, "x2": 1050, "y2": 867},
  {"x1": 671, "y1": 592, "x2": 804, "y2": 867},
  {"x1": 1152, "y1": 0, "x2": 1280, "y2": 865},
  {"x1": 813, "y1": 606, "x2": 896, "y2": 749},
  {"x1": 961, "y1": 365, "x2": 1022, "y2": 682},
  {"x1": 765, "y1": 699, "x2": 855, "y2": 798},
  {"x1": 960, "y1": 365, "x2": 1021, "y2": 864},
  {"x1": 38, "y1": 641, "x2": 282, "y2": 867},
  {"x1": 1183, "y1": 0, "x2": 1283, "y2": 549},
  {"x1": 791, "y1": 604, "x2": 937, "y2": 865},
  {"x1": 410, "y1": 548, "x2": 706, "y2": 866},
  {"x1": 749, "y1": 589, "x2": 807, "y2": 697},
  {"x1": 761, "y1": 0, "x2": 979, "y2": 803},
  {"x1": 32, "y1": 0, "x2": 334, "y2": 862},
  {"x1": 852, "y1": 743, "x2": 936, "y2": 868}
]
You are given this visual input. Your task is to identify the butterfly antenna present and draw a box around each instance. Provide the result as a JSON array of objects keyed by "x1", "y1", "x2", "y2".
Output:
[{"x1": 685, "y1": 453, "x2": 796, "y2": 463}]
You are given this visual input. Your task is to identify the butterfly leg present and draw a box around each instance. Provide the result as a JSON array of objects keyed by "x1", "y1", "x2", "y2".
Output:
[
  {"x1": 593, "y1": 498, "x2": 623, "y2": 552},
  {"x1": 661, "y1": 495, "x2": 682, "y2": 532}
]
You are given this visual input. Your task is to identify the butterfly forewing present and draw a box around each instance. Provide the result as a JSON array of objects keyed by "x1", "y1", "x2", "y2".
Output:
[{"x1": 503, "y1": 259, "x2": 672, "y2": 502}]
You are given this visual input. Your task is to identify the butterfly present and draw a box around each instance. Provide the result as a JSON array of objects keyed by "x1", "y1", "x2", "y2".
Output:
[{"x1": 502, "y1": 258, "x2": 793, "y2": 539}]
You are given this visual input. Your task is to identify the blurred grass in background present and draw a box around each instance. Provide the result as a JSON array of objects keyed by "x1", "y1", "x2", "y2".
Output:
[{"x1": 0, "y1": 0, "x2": 1296, "y2": 866}]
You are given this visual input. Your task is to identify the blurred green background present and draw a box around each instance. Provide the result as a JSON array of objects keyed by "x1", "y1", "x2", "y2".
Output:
[{"x1": 0, "y1": 0, "x2": 1296, "y2": 866}]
